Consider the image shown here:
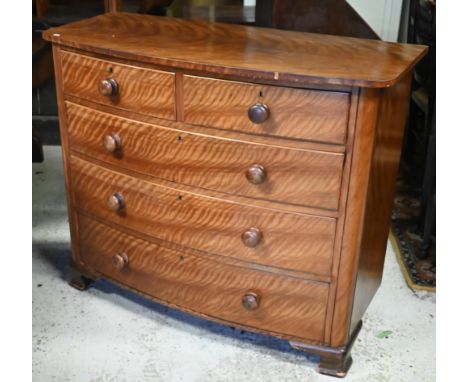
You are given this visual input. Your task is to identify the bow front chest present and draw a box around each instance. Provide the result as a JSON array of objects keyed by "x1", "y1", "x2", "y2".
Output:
[{"x1": 43, "y1": 13, "x2": 426, "y2": 377}]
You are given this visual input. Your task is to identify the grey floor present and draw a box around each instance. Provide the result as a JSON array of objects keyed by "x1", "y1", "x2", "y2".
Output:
[{"x1": 33, "y1": 146, "x2": 436, "y2": 382}]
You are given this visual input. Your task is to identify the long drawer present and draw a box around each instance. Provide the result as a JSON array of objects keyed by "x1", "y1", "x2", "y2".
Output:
[
  {"x1": 78, "y1": 214, "x2": 329, "y2": 342},
  {"x1": 61, "y1": 51, "x2": 176, "y2": 120},
  {"x1": 67, "y1": 102, "x2": 344, "y2": 210},
  {"x1": 70, "y1": 156, "x2": 336, "y2": 277},
  {"x1": 183, "y1": 75, "x2": 350, "y2": 144}
]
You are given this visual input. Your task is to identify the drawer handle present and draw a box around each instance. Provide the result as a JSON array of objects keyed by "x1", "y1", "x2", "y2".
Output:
[
  {"x1": 248, "y1": 103, "x2": 270, "y2": 124},
  {"x1": 241, "y1": 227, "x2": 263, "y2": 248},
  {"x1": 102, "y1": 133, "x2": 121, "y2": 154},
  {"x1": 242, "y1": 291, "x2": 260, "y2": 311},
  {"x1": 99, "y1": 78, "x2": 119, "y2": 96},
  {"x1": 112, "y1": 252, "x2": 128, "y2": 270},
  {"x1": 107, "y1": 192, "x2": 125, "y2": 212},
  {"x1": 246, "y1": 164, "x2": 267, "y2": 184}
]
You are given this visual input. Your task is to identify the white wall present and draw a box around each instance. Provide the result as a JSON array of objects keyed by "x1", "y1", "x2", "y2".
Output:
[{"x1": 347, "y1": 0, "x2": 403, "y2": 41}]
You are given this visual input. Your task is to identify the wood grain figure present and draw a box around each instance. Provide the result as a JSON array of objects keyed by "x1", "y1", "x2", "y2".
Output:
[
  {"x1": 61, "y1": 51, "x2": 176, "y2": 120},
  {"x1": 183, "y1": 75, "x2": 350, "y2": 144},
  {"x1": 43, "y1": 12, "x2": 426, "y2": 88},
  {"x1": 78, "y1": 214, "x2": 329, "y2": 342},
  {"x1": 43, "y1": 13, "x2": 427, "y2": 377},
  {"x1": 70, "y1": 156, "x2": 336, "y2": 277},
  {"x1": 66, "y1": 102, "x2": 344, "y2": 210}
]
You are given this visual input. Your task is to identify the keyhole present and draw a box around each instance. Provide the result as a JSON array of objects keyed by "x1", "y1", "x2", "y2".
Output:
[
  {"x1": 259, "y1": 90, "x2": 264, "y2": 97},
  {"x1": 177, "y1": 135, "x2": 183, "y2": 142},
  {"x1": 108, "y1": 67, "x2": 113, "y2": 74},
  {"x1": 178, "y1": 195, "x2": 183, "y2": 201}
]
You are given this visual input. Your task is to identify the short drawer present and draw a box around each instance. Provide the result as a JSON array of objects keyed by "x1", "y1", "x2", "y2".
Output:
[
  {"x1": 67, "y1": 102, "x2": 344, "y2": 210},
  {"x1": 61, "y1": 51, "x2": 176, "y2": 120},
  {"x1": 70, "y1": 156, "x2": 336, "y2": 277},
  {"x1": 183, "y1": 75, "x2": 350, "y2": 144},
  {"x1": 78, "y1": 214, "x2": 328, "y2": 342}
]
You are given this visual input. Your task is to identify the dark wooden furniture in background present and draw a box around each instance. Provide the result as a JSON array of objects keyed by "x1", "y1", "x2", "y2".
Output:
[
  {"x1": 33, "y1": 0, "x2": 112, "y2": 152},
  {"x1": 33, "y1": 18, "x2": 54, "y2": 162},
  {"x1": 255, "y1": 0, "x2": 379, "y2": 39},
  {"x1": 43, "y1": 13, "x2": 426, "y2": 377},
  {"x1": 400, "y1": 0, "x2": 436, "y2": 259}
]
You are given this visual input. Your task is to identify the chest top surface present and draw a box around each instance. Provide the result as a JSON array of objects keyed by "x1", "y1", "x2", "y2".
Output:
[{"x1": 43, "y1": 12, "x2": 426, "y2": 88}]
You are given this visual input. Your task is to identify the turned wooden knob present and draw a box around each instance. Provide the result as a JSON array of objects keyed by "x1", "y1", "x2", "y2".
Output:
[
  {"x1": 112, "y1": 252, "x2": 128, "y2": 270},
  {"x1": 107, "y1": 193, "x2": 125, "y2": 212},
  {"x1": 241, "y1": 227, "x2": 263, "y2": 248},
  {"x1": 248, "y1": 103, "x2": 270, "y2": 124},
  {"x1": 102, "y1": 133, "x2": 121, "y2": 153},
  {"x1": 246, "y1": 164, "x2": 267, "y2": 184},
  {"x1": 242, "y1": 291, "x2": 260, "y2": 311},
  {"x1": 99, "y1": 78, "x2": 119, "y2": 96}
]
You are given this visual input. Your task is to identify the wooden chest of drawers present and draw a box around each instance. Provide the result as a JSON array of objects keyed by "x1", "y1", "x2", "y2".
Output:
[{"x1": 43, "y1": 13, "x2": 426, "y2": 377}]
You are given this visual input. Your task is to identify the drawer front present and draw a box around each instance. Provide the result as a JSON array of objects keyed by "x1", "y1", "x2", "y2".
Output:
[
  {"x1": 70, "y1": 157, "x2": 336, "y2": 276},
  {"x1": 61, "y1": 51, "x2": 176, "y2": 120},
  {"x1": 67, "y1": 103, "x2": 344, "y2": 210},
  {"x1": 78, "y1": 214, "x2": 328, "y2": 342},
  {"x1": 183, "y1": 75, "x2": 350, "y2": 144}
]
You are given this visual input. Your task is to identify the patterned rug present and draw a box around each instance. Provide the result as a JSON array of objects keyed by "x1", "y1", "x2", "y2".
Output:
[{"x1": 390, "y1": 180, "x2": 436, "y2": 292}]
